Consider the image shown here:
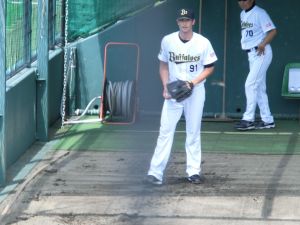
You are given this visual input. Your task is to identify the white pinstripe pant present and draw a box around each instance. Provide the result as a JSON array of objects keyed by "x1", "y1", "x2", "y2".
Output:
[{"x1": 242, "y1": 44, "x2": 274, "y2": 123}]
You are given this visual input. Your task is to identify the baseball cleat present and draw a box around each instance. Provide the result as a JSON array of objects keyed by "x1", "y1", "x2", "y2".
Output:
[
  {"x1": 187, "y1": 174, "x2": 204, "y2": 184},
  {"x1": 144, "y1": 175, "x2": 163, "y2": 186},
  {"x1": 255, "y1": 121, "x2": 275, "y2": 129},
  {"x1": 234, "y1": 120, "x2": 255, "y2": 131}
]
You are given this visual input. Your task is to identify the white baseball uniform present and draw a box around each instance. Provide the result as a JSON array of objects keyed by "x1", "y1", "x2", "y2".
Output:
[
  {"x1": 240, "y1": 5, "x2": 275, "y2": 123},
  {"x1": 147, "y1": 31, "x2": 217, "y2": 181}
]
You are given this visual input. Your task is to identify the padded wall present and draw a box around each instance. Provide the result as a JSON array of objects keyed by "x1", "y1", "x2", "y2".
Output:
[
  {"x1": 74, "y1": 0, "x2": 300, "y2": 118},
  {"x1": 216, "y1": 0, "x2": 300, "y2": 118}
]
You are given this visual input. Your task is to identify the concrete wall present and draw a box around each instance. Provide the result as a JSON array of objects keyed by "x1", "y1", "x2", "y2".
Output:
[
  {"x1": 6, "y1": 70, "x2": 36, "y2": 166},
  {"x1": 5, "y1": 49, "x2": 63, "y2": 167},
  {"x1": 48, "y1": 50, "x2": 64, "y2": 124}
]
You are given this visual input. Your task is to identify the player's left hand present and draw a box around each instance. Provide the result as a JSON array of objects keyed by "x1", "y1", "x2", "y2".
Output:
[{"x1": 167, "y1": 80, "x2": 194, "y2": 102}]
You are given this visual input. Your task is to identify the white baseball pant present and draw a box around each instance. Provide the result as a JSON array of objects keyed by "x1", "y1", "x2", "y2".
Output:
[{"x1": 148, "y1": 84, "x2": 205, "y2": 181}]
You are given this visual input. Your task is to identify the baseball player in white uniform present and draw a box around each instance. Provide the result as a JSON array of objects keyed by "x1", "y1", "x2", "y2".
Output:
[
  {"x1": 235, "y1": 0, "x2": 277, "y2": 131},
  {"x1": 145, "y1": 8, "x2": 217, "y2": 185}
]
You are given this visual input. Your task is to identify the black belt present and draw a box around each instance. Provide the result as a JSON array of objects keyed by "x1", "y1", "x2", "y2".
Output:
[{"x1": 245, "y1": 46, "x2": 258, "y2": 53}]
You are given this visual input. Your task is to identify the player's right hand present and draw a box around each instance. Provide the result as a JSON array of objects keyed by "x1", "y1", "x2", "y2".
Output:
[
  {"x1": 257, "y1": 44, "x2": 265, "y2": 56},
  {"x1": 163, "y1": 88, "x2": 172, "y2": 99}
]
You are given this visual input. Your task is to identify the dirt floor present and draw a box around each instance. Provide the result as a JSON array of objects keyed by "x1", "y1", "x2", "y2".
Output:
[{"x1": 1, "y1": 145, "x2": 300, "y2": 225}]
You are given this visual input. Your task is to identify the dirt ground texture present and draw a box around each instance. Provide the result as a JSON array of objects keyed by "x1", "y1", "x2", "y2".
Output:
[{"x1": 1, "y1": 147, "x2": 300, "y2": 225}]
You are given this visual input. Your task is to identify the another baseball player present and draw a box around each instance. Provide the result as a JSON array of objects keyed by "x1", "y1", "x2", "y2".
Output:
[
  {"x1": 145, "y1": 8, "x2": 217, "y2": 185},
  {"x1": 235, "y1": 0, "x2": 277, "y2": 131}
]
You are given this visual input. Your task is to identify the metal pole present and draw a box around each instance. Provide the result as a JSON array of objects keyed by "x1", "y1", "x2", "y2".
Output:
[
  {"x1": 36, "y1": 0, "x2": 49, "y2": 141},
  {"x1": 61, "y1": 0, "x2": 66, "y2": 46},
  {"x1": 24, "y1": 0, "x2": 32, "y2": 67},
  {"x1": 220, "y1": 0, "x2": 228, "y2": 119},
  {"x1": 198, "y1": 0, "x2": 202, "y2": 34},
  {"x1": 0, "y1": 0, "x2": 7, "y2": 186},
  {"x1": 49, "y1": 0, "x2": 55, "y2": 49}
]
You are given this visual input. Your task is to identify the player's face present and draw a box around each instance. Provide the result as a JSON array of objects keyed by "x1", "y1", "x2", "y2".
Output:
[
  {"x1": 177, "y1": 18, "x2": 195, "y2": 33},
  {"x1": 238, "y1": 0, "x2": 255, "y2": 10}
]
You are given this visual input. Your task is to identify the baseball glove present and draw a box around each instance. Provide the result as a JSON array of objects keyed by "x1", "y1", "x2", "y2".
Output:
[{"x1": 167, "y1": 80, "x2": 194, "y2": 102}]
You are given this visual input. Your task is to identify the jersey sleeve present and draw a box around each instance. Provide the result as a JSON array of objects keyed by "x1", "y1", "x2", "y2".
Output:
[
  {"x1": 203, "y1": 40, "x2": 218, "y2": 65},
  {"x1": 259, "y1": 10, "x2": 276, "y2": 33},
  {"x1": 158, "y1": 36, "x2": 168, "y2": 62}
]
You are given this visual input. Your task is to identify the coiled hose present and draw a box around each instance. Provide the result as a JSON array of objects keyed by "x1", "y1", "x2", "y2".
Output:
[{"x1": 104, "y1": 80, "x2": 136, "y2": 122}]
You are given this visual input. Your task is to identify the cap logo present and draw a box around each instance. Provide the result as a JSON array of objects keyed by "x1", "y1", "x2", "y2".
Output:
[{"x1": 181, "y1": 9, "x2": 188, "y2": 16}]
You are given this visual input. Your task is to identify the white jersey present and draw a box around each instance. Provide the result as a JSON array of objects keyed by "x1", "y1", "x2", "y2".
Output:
[
  {"x1": 240, "y1": 5, "x2": 276, "y2": 50},
  {"x1": 158, "y1": 31, "x2": 217, "y2": 83}
]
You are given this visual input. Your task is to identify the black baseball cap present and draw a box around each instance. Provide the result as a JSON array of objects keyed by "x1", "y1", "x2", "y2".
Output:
[{"x1": 177, "y1": 8, "x2": 195, "y2": 20}]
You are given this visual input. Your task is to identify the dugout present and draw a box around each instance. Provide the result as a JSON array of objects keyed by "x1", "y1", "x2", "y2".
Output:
[
  {"x1": 0, "y1": 0, "x2": 300, "y2": 185},
  {"x1": 67, "y1": 0, "x2": 300, "y2": 118}
]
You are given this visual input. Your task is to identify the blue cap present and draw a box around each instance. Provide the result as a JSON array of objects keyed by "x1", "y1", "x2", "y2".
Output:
[{"x1": 177, "y1": 8, "x2": 195, "y2": 20}]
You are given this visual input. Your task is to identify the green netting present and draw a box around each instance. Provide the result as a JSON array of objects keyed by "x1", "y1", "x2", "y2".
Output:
[
  {"x1": 6, "y1": 0, "x2": 62, "y2": 77},
  {"x1": 68, "y1": 0, "x2": 157, "y2": 41},
  {"x1": 6, "y1": 1, "x2": 25, "y2": 73}
]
